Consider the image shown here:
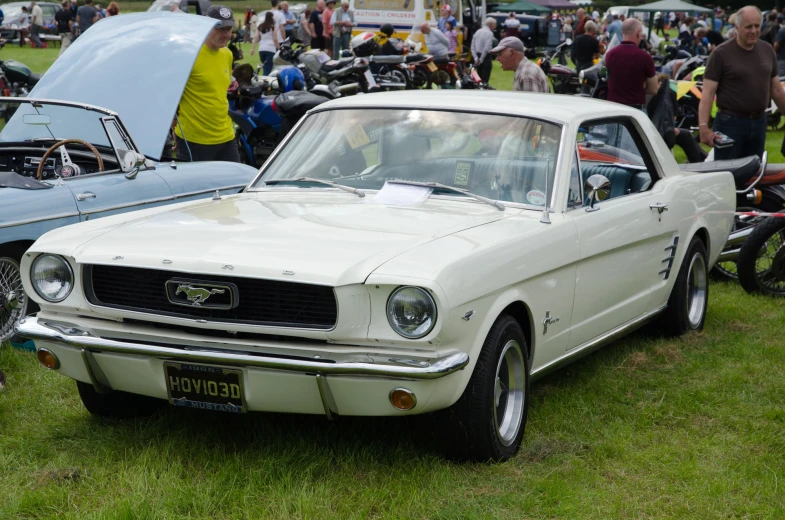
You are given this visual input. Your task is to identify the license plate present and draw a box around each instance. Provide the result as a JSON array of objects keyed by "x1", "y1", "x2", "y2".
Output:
[
  {"x1": 164, "y1": 362, "x2": 245, "y2": 413},
  {"x1": 426, "y1": 62, "x2": 438, "y2": 72},
  {"x1": 364, "y1": 69, "x2": 377, "y2": 88}
]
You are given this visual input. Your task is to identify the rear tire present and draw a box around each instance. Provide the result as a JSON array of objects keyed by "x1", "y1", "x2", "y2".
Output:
[
  {"x1": 737, "y1": 216, "x2": 785, "y2": 296},
  {"x1": 438, "y1": 314, "x2": 529, "y2": 462},
  {"x1": 76, "y1": 380, "x2": 165, "y2": 418},
  {"x1": 658, "y1": 236, "x2": 709, "y2": 336}
]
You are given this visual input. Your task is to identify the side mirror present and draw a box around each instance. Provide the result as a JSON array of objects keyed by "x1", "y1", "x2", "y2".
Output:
[
  {"x1": 585, "y1": 174, "x2": 610, "y2": 211},
  {"x1": 121, "y1": 150, "x2": 147, "y2": 179},
  {"x1": 564, "y1": 38, "x2": 572, "y2": 46}
]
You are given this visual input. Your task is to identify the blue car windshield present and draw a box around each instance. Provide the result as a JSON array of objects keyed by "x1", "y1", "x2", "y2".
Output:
[{"x1": 0, "y1": 101, "x2": 112, "y2": 148}]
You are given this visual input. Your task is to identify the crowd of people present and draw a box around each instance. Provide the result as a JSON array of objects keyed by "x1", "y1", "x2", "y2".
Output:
[{"x1": 4, "y1": 0, "x2": 119, "y2": 53}]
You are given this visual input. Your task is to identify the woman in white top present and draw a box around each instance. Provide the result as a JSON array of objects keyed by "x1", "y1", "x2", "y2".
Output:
[
  {"x1": 249, "y1": 10, "x2": 259, "y2": 54},
  {"x1": 255, "y1": 11, "x2": 280, "y2": 76}
]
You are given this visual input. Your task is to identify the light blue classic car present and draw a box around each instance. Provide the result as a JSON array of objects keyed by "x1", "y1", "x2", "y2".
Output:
[{"x1": 0, "y1": 13, "x2": 259, "y2": 342}]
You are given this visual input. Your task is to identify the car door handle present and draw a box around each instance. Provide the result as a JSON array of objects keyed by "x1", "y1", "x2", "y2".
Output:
[
  {"x1": 650, "y1": 202, "x2": 668, "y2": 221},
  {"x1": 76, "y1": 192, "x2": 96, "y2": 201}
]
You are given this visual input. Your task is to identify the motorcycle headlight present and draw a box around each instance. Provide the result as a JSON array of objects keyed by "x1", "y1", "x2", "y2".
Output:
[
  {"x1": 31, "y1": 254, "x2": 74, "y2": 303},
  {"x1": 386, "y1": 286, "x2": 437, "y2": 339}
]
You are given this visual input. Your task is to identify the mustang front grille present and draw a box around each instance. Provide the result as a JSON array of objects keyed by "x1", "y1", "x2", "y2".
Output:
[{"x1": 83, "y1": 265, "x2": 338, "y2": 329}]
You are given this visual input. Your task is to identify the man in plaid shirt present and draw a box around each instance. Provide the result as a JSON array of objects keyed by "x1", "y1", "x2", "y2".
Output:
[{"x1": 491, "y1": 37, "x2": 550, "y2": 93}]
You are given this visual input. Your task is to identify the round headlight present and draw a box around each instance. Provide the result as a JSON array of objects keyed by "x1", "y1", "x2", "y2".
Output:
[
  {"x1": 31, "y1": 254, "x2": 74, "y2": 303},
  {"x1": 386, "y1": 286, "x2": 437, "y2": 339}
]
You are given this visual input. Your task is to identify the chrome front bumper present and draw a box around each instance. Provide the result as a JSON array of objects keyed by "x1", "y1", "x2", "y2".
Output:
[{"x1": 14, "y1": 316, "x2": 470, "y2": 380}]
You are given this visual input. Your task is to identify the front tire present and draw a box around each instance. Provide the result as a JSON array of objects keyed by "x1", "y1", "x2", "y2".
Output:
[
  {"x1": 76, "y1": 380, "x2": 165, "y2": 418},
  {"x1": 737, "y1": 216, "x2": 785, "y2": 296},
  {"x1": 438, "y1": 314, "x2": 529, "y2": 462},
  {"x1": 658, "y1": 236, "x2": 709, "y2": 336}
]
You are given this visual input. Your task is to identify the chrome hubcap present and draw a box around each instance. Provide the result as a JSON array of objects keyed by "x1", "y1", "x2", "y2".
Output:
[
  {"x1": 0, "y1": 258, "x2": 26, "y2": 343},
  {"x1": 686, "y1": 252, "x2": 707, "y2": 328},
  {"x1": 493, "y1": 340, "x2": 525, "y2": 446}
]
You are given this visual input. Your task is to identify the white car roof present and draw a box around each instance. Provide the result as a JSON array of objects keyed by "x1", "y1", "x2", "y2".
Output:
[{"x1": 316, "y1": 90, "x2": 646, "y2": 127}]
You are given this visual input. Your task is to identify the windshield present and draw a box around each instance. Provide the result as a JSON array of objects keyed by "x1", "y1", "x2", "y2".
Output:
[
  {"x1": 254, "y1": 108, "x2": 561, "y2": 207},
  {"x1": 0, "y1": 101, "x2": 115, "y2": 147}
]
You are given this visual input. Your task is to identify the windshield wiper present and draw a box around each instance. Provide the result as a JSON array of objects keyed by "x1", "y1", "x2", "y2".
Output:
[
  {"x1": 261, "y1": 177, "x2": 365, "y2": 197},
  {"x1": 386, "y1": 180, "x2": 505, "y2": 211}
]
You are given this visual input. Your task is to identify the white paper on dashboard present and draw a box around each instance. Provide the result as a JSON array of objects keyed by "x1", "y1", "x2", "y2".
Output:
[{"x1": 372, "y1": 182, "x2": 433, "y2": 206}]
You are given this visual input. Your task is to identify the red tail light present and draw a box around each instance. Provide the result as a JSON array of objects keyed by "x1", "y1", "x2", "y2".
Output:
[{"x1": 271, "y1": 99, "x2": 277, "y2": 114}]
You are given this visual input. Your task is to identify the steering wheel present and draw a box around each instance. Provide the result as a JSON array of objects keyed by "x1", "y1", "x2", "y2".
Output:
[{"x1": 36, "y1": 138, "x2": 104, "y2": 180}]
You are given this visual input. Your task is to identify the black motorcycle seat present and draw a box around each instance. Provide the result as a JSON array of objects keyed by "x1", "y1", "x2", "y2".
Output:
[
  {"x1": 372, "y1": 55, "x2": 405, "y2": 64},
  {"x1": 432, "y1": 56, "x2": 450, "y2": 65},
  {"x1": 679, "y1": 155, "x2": 761, "y2": 184},
  {"x1": 28, "y1": 73, "x2": 41, "y2": 86},
  {"x1": 321, "y1": 57, "x2": 355, "y2": 74},
  {"x1": 273, "y1": 91, "x2": 330, "y2": 116},
  {"x1": 239, "y1": 85, "x2": 263, "y2": 97},
  {"x1": 405, "y1": 53, "x2": 428, "y2": 63}
]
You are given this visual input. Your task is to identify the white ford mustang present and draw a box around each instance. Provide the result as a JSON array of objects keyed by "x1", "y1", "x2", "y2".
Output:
[{"x1": 15, "y1": 91, "x2": 736, "y2": 461}]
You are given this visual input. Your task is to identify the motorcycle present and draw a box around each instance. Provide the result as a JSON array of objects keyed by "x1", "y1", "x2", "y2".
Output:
[
  {"x1": 229, "y1": 65, "x2": 342, "y2": 167},
  {"x1": 352, "y1": 32, "x2": 411, "y2": 90},
  {"x1": 683, "y1": 153, "x2": 785, "y2": 280},
  {"x1": 277, "y1": 39, "x2": 376, "y2": 94},
  {"x1": 539, "y1": 39, "x2": 579, "y2": 95},
  {"x1": 737, "y1": 211, "x2": 785, "y2": 296},
  {"x1": 457, "y1": 65, "x2": 494, "y2": 90}
]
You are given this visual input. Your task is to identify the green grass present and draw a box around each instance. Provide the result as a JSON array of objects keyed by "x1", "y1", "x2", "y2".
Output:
[
  {"x1": 2, "y1": 282, "x2": 785, "y2": 519},
  {"x1": 3, "y1": 19, "x2": 785, "y2": 519}
]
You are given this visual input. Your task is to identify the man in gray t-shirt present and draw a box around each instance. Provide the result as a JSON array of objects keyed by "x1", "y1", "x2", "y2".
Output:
[{"x1": 76, "y1": 0, "x2": 98, "y2": 35}]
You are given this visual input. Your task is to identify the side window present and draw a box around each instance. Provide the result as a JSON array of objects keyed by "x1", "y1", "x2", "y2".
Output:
[{"x1": 576, "y1": 119, "x2": 656, "y2": 201}]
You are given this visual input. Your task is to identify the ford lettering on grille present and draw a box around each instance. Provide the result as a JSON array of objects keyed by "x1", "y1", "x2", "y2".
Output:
[{"x1": 165, "y1": 278, "x2": 238, "y2": 310}]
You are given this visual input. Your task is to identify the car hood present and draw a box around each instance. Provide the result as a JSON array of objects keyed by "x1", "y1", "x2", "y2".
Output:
[
  {"x1": 29, "y1": 12, "x2": 217, "y2": 161},
  {"x1": 42, "y1": 193, "x2": 509, "y2": 286}
]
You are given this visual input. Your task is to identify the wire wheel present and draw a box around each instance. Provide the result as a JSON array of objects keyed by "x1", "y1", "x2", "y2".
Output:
[
  {"x1": 0, "y1": 256, "x2": 27, "y2": 343},
  {"x1": 738, "y1": 217, "x2": 785, "y2": 296},
  {"x1": 493, "y1": 340, "x2": 526, "y2": 446}
]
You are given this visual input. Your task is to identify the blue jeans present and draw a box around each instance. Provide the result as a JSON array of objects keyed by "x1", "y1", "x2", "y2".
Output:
[
  {"x1": 333, "y1": 32, "x2": 351, "y2": 57},
  {"x1": 260, "y1": 51, "x2": 275, "y2": 76},
  {"x1": 713, "y1": 112, "x2": 767, "y2": 161}
]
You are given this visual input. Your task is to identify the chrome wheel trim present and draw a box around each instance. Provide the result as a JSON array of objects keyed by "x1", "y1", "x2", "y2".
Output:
[
  {"x1": 0, "y1": 257, "x2": 27, "y2": 343},
  {"x1": 686, "y1": 251, "x2": 708, "y2": 329},
  {"x1": 493, "y1": 340, "x2": 525, "y2": 446}
]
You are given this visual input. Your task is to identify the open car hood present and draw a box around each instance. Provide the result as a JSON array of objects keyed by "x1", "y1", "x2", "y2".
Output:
[{"x1": 29, "y1": 12, "x2": 217, "y2": 161}]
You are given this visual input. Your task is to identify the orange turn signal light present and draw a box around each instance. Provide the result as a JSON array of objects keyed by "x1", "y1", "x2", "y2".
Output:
[
  {"x1": 389, "y1": 388, "x2": 417, "y2": 410},
  {"x1": 754, "y1": 189, "x2": 763, "y2": 205},
  {"x1": 37, "y1": 348, "x2": 59, "y2": 370}
]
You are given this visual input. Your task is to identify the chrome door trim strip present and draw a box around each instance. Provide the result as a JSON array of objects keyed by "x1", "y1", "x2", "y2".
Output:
[
  {"x1": 79, "y1": 195, "x2": 175, "y2": 215},
  {"x1": 531, "y1": 304, "x2": 667, "y2": 381},
  {"x1": 0, "y1": 212, "x2": 81, "y2": 229}
]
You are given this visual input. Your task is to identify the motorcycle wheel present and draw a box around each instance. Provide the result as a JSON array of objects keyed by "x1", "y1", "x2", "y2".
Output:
[
  {"x1": 390, "y1": 68, "x2": 412, "y2": 90},
  {"x1": 712, "y1": 201, "x2": 783, "y2": 281},
  {"x1": 737, "y1": 216, "x2": 785, "y2": 296},
  {"x1": 412, "y1": 68, "x2": 430, "y2": 89}
]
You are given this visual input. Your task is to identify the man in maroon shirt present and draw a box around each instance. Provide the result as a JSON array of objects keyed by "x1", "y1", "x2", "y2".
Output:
[{"x1": 605, "y1": 18, "x2": 658, "y2": 109}]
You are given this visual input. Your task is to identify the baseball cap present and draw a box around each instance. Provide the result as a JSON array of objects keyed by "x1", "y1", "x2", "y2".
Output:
[
  {"x1": 206, "y1": 5, "x2": 236, "y2": 28},
  {"x1": 490, "y1": 36, "x2": 524, "y2": 54},
  {"x1": 326, "y1": 0, "x2": 336, "y2": 4},
  {"x1": 441, "y1": 4, "x2": 451, "y2": 12}
]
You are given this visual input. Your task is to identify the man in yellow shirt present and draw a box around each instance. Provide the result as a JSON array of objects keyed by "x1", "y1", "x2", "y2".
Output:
[{"x1": 175, "y1": 5, "x2": 240, "y2": 162}]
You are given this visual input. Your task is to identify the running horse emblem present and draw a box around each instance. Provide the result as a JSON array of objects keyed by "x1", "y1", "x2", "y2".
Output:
[{"x1": 175, "y1": 284, "x2": 225, "y2": 306}]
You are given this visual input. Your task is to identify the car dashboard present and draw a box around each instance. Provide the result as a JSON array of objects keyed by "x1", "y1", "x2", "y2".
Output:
[{"x1": 0, "y1": 145, "x2": 119, "y2": 180}]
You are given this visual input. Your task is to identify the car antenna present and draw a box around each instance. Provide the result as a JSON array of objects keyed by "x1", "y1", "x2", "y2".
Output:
[{"x1": 540, "y1": 160, "x2": 551, "y2": 224}]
